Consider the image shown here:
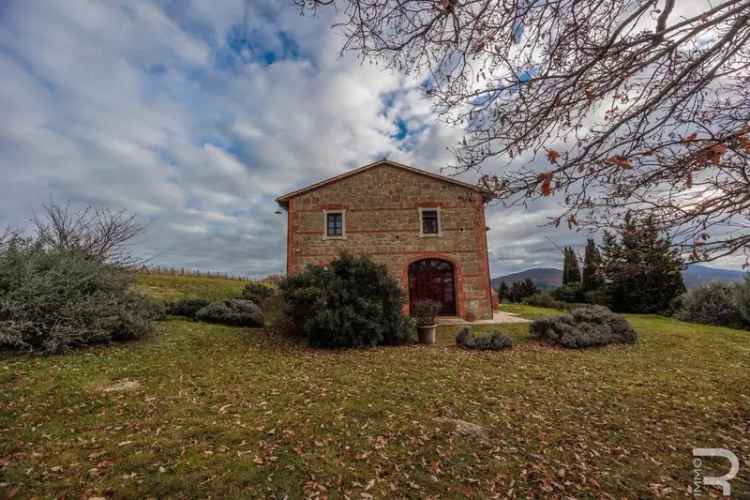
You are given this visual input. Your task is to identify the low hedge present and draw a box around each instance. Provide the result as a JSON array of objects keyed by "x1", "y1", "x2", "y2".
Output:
[{"x1": 523, "y1": 292, "x2": 567, "y2": 310}]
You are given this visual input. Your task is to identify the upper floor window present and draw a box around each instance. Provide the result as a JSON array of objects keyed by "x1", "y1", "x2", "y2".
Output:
[
  {"x1": 419, "y1": 208, "x2": 441, "y2": 236},
  {"x1": 324, "y1": 210, "x2": 345, "y2": 238}
]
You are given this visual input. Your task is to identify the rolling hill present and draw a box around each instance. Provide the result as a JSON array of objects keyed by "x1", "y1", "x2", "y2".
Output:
[{"x1": 492, "y1": 264, "x2": 746, "y2": 290}]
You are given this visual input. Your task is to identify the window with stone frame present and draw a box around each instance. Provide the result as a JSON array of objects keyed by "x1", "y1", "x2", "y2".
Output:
[
  {"x1": 326, "y1": 212, "x2": 344, "y2": 237},
  {"x1": 420, "y1": 209, "x2": 440, "y2": 235}
]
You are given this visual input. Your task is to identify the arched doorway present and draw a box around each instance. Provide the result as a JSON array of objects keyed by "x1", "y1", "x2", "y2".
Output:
[{"x1": 408, "y1": 259, "x2": 456, "y2": 315}]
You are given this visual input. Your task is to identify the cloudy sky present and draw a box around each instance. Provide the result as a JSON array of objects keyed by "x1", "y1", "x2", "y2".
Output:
[{"x1": 0, "y1": 0, "x2": 742, "y2": 277}]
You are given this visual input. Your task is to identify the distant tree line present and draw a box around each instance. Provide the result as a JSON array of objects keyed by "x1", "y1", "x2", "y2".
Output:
[
  {"x1": 139, "y1": 266, "x2": 263, "y2": 282},
  {"x1": 498, "y1": 215, "x2": 687, "y2": 314},
  {"x1": 496, "y1": 278, "x2": 538, "y2": 305}
]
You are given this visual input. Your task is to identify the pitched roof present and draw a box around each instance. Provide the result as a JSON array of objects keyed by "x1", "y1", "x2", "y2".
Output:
[{"x1": 275, "y1": 159, "x2": 490, "y2": 207}]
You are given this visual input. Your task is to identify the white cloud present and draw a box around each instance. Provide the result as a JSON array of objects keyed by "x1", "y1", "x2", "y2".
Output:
[{"x1": 0, "y1": 0, "x2": 741, "y2": 277}]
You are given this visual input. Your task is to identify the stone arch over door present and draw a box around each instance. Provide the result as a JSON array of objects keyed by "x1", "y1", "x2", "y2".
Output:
[{"x1": 403, "y1": 254, "x2": 465, "y2": 317}]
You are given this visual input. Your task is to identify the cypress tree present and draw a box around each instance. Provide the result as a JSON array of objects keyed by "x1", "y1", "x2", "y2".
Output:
[
  {"x1": 562, "y1": 247, "x2": 581, "y2": 285},
  {"x1": 601, "y1": 214, "x2": 685, "y2": 313},
  {"x1": 568, "y1": 247, "x2": 581, "y2": 284},
  {"x1": 582, "y1": 238, "x2": 603, "y2": 291}
]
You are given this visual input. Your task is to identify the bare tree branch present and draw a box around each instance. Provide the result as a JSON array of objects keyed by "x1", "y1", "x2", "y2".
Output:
[
  {"x1": 33, "y1": 203, "x2": 145, "y2": 266},
  {"x1": 296, "y1": 0, "x2": 750, "y2": 264}
]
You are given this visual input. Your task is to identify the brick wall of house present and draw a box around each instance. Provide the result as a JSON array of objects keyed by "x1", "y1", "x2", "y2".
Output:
[{"x1": 285, "y1": 164, "x2": 493, "y2": 320}]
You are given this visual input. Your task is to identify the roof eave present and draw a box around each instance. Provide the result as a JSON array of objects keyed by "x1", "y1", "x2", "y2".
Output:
[{"x1": 275, "y1": 159, "x2": 492, "y2": 204}]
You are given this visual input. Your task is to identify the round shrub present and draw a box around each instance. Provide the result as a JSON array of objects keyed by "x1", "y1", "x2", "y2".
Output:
[
  {"x1": 279, "y1": 253, "x2": 416, "y2": 348},
  {"x1": 529, "y1": 305, "x2": 637, "y2": 348},
  {"x1": 455, "y1": 328, "x2": 513, "y2": 350},
  {"x1": 675, "y1": 282, "x2": 746, "y2": 328},
  {"x1": 166, "y1": 298, "x2": 211, "y2": 319},
  {"x1": 195, "y1": 299, "x2": 264, "y2": 327}
]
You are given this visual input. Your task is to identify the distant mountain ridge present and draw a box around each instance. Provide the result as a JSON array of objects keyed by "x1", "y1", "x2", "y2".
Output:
[
  {"x1": 491, "y1": 268, "x2": 563, "y2": 290},
  {"x1": 682, "y1": 264, "x2": 746, "y2": 288},
  {"x1": 492, "y1": 264, "x2": 746, "y2": 290}
]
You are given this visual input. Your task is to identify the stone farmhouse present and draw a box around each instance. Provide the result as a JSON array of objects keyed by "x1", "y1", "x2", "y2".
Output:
[{"x1": 275, "y1": 160, "x2": 493, "y2": 320}]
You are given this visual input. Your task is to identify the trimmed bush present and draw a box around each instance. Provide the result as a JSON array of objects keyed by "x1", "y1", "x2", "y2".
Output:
[
  {"x1": 524, "y1": 292, "x2": 592, "y2": 312},
  {"x1": 529, "y1": 305, "x2": 637, "y2": 348},
  {"x1": 279, "y1": 253, "x2": 416, "y2": 348},
  {"x1": 0, "y1": 244, "x2": 162, "y2": 354},
  {"x1": 166, "y1": 298, "x2": 211, "y2": 319},
  {"x1": 241, "y1": 282, "x2": 274, "y2": 306},
  {"x1": 675, "y1": 283, "x2": 746, "y2": 328},
  {"x1": 455, "y1": 327, "x2": 513, "y2": 350},
  {"x1": 195, "y1": 299, "x2": 264, "y2": 327}
]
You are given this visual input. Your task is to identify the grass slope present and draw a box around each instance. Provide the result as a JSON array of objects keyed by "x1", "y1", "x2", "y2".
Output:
[
  {"x1": 1, "y1": 282, "x2": 748, "y2": 498},
  {"x1": 132, "y1": 273, "x2": 250, "y2": 302}
]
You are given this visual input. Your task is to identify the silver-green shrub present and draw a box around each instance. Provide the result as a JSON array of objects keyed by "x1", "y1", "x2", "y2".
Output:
[
  {"x1": 455, "y1": 327, "x2": 513, "y2": 350},
  {"x1": 0, "y1": 204, "x2": 161, "y2": 354},
  {"x1": 0, "y1": 240, "x2": 162, "y2": 354},
  {"x1": 675, "y1": 282, "x2": 746, "y2": 328},
  {"x1": 195, "y1": 299, "x2": 264, "y2": 327},
  {"x1": 529, "y1": 305, "x2": 637, "y2": 348}
]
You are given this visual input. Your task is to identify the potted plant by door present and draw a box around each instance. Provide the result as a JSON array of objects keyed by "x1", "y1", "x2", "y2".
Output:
[{"x1": 412, "y1": 300, "x2": 441, "y2": 344}]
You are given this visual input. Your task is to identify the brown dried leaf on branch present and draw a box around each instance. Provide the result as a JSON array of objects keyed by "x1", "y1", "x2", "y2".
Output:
[
  {"x1": 706, "y1": 143, "x2": 727, "y2": 165},
  {"x1": 546, "y1": 149, "x2": 560, "y2": 164},
  {"x1": 538, "y1": 172, "x2": 553, "y2": 196},
  {"x1": 608, "y1": 156, "x2": 632, "y2": 169},
  {"x1": 296, "y1": 0, "x2": 750, "y2": 263}
]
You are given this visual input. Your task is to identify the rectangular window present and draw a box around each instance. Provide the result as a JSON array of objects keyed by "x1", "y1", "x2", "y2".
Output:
[
  {"x1": 421, "y1": 209, "x2": 440, "y2": 235},
  {"x1": 326, "y1": 212, "x2": 343, "y2": 237}
]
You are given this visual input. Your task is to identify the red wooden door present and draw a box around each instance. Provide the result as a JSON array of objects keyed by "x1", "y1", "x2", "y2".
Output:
[{"x1": 408, "y1": 259, "x2": 456, "y2": 315}]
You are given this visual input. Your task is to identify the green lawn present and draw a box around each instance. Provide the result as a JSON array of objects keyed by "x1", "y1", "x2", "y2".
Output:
[{"x1": 1, "y1": 287, "x2": 749, "y2": 498}]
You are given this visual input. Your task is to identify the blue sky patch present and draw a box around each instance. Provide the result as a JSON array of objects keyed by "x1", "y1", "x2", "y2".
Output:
[
  {"x1": 217, "y1": 25, "x2": 303, "y2": 71},
  {"x1": 392, "y1": 117, "x2": 409, "y2": 141}
]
